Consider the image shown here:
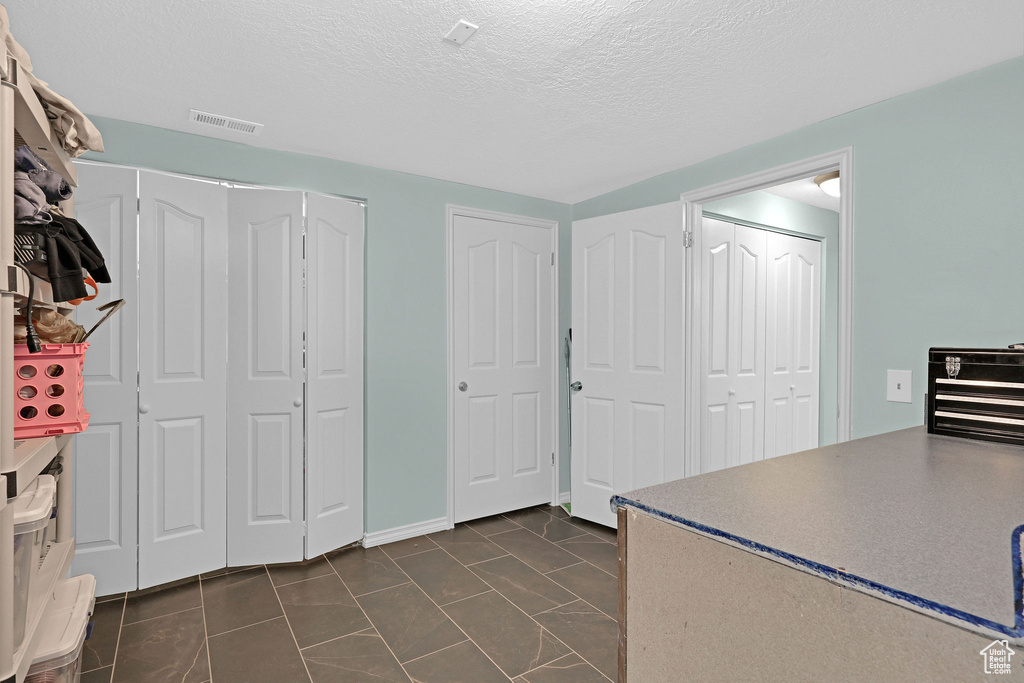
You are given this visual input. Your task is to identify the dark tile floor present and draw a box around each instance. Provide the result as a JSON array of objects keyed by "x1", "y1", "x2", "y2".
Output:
[{"x1": 80, "y1": 505, "x2": 619, "y2": 683}]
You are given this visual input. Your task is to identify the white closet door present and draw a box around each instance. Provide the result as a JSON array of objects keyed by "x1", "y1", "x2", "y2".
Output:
[
  {"x1": 70, "y1": 163, "x2": 139, "y2": 595},
  {"x1": 226, "y1": 188, "x2": 304, "y2": 565},
  {"x1": 138, "y1": 172, "x2": 228, "y2": 587},
  {"x1": 765, "y1": 232, "x2": 821, "y2": 459},
  {"x1": 699, "y1": 219, "x2": 766, "y2": 473},
  {"x1": 571, "y1": 203, "x2": 684, "y2": 527},
  {"x1": 451, "y1": 213, "x2": 554, "y2": 523},
  {"x1": 305, "y1": 194, "x2": 364, "y2": 557}
]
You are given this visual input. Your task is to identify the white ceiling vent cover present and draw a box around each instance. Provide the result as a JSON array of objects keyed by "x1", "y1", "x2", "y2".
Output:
[{"x1": 188, "y1": 109, "x2": 264, "y2": 136}]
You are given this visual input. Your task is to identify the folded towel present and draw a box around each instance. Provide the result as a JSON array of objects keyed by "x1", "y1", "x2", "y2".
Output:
[{"x1": 14, "y1": 170, "x2": 47, "y2": 213}]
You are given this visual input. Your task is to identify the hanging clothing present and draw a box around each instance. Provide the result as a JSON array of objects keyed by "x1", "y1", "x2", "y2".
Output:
[{"x1": 49, "y1": 212, "x2": 111, "y2": 284}]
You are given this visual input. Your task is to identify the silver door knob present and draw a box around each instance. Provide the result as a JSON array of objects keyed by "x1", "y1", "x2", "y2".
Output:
[
  {"x1": 728, "y1": 389, "x2": 736, "y2": 396},
  {"x1": 790, "y1": 385, "x2": 796, "y2": 391},
  {"x1": 139, "y1": 404, "x2": 150, "y2": 414},
  {"x1": 570, "y1": 381, "x2": 583, "y2": 393},
  {"x1": 458, "y1": 382, "x2": 468, "y2": 392},
  {"x1": 293, "y1": 398, "x2": 303, "y2": 407}
]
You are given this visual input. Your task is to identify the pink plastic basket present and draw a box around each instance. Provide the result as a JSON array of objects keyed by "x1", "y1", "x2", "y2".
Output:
[{"x1": 14, "y1": 343, "x2": 90, "y2": 439}]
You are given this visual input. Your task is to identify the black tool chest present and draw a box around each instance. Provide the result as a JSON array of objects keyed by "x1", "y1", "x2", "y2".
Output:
[{"x1": 927, "y1": 347, "x2": 1024, "y2": 446}]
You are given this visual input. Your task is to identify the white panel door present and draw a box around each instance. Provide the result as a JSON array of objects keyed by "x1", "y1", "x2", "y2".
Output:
[
  {"x1": 138, "y1": 172, "x2": 228, "y2": 588},
  {"x1": 699, "y1": 219, "x2": 766, "y2": 473},
  {"x1": 227, "y1": 188, "x2": 304, "y2": 565},
  {"x1": 765, "y1": 232, "x2": 821, "y2": 459},
  {"x1": 571, "y1": 203, "x2": 683, "y2": 527},
  {"x1": 452, "y1": 213, "x2": 554, "y2": 522},
  {"x1": 70, "y1": 163, "x2": 139, "y2": 595},
  {"x1": 305, "y1": 194, "x2": 364, "y2": 557}
]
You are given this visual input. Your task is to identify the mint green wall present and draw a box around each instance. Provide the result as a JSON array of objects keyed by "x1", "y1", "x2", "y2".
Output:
[
  {"x1": 702, "y1": 191, "x2": 840, "y2": 445},
  {"x1": 82, "y1": 117, "x2": 572, "y2": 532},
  {"x1": 574, "y1": 57, "x2": 1024, "y2": 439}
]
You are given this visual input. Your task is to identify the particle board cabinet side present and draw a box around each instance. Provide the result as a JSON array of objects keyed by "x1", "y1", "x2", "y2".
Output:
[{"x1": 617, "y1": 506, "x2": 627, "y2": 683}]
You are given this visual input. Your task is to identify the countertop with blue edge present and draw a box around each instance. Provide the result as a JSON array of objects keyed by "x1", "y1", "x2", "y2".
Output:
[{"x1": 612, "y1": 426, "x2": 1024, "y2": 638}]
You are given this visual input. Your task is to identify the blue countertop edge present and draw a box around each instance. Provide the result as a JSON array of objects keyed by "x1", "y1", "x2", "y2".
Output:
[{"x1": 612, "y1": 495, "x2": 1024, "y2": 640}]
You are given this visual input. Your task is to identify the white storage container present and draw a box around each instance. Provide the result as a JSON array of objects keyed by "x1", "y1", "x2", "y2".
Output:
[
  {"x1": 25, "y1": 574, "x2": 96, "y2": 683},
  {"x1": 12, "y1": 474, "x2": 57, "y2": 650}
]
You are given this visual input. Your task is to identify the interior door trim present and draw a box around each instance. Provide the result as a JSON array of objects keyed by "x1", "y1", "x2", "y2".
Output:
[{"x1": 445, "y1": 205, "x2": 560, "y2": 529}]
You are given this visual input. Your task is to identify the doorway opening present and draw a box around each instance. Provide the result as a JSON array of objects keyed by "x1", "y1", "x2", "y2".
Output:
[{"x1": 682, "y1": 149, "x2": 853, "y2": 478}]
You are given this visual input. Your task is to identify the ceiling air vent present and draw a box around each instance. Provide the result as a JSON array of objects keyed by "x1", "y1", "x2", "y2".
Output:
[{"x1": 188, "y1": 109, "x2": 264, "y2": 136}]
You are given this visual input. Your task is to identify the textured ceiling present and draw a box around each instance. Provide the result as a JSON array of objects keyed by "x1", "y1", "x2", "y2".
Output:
[
  {"x1": 763, "y1": 177, "x2": 839, "y2": 212},
  {"x1": 5, "y1": 1, "x2": 1022, "y2": 203}
]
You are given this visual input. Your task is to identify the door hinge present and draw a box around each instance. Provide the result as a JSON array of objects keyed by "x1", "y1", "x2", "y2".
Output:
[
  {"x1": 550, "y1": 252, "x2": 555, "y2": 266},
  {"x1": 551, "y1": 452, "x2": 555, "y2": 465},
  {"x1": 683, "y1": 232, "x2": 694, "y2": 248}
]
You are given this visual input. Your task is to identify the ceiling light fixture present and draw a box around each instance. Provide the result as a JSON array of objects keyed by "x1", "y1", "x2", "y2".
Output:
[{"x1": 814, "y1": 171, "x2": 840, "y2": 198}]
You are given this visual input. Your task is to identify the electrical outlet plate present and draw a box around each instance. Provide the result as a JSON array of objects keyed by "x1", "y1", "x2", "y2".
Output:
[
  {"x1": 444, "y1": 19, "x2": 479, "y2": 45},
  {"x1": 887, "y1": 370, "x2": 912, "y2": 403}
]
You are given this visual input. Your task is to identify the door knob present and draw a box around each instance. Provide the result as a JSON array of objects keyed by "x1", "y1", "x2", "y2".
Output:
[
  {"x1": 570, "y1": 381, "x2": 583, "y2": 393},
  {"x1": 728, "y1": 389, "x2": 736, "y2": 397},
  {"x1": 790, "y1": 385, "x2": 796, "y2": 391},
  {"x1": 293, "y1": 398, "x2": 303, "y2": 407},
  {"x1": 139, "y1": 404, "x2": 150, "y2": 414},
  {"x1": 458, "y1": 381, "x2": 468, "y2": 392}
]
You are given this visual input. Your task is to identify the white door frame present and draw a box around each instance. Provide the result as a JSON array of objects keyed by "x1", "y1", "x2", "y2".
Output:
[
  {"x1": 682, "y1": 148, "x2": 854, "y2": 477},
  {"x1": 446, "y1": 205, "x2": 560, "y2": 528}
]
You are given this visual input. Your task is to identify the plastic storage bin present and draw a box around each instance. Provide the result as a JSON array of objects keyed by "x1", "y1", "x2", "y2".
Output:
[
  {"x1": 25, "y1": 574, "x2": 96, "y2": 683},
  {"x1": 14, "y1": 343, "x2": 90, "y2": 439},
  {"x1": 12, "y1": 474, "x2": 57, "y2": 650}
]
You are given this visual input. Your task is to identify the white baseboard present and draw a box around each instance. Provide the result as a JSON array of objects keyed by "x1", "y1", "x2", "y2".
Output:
[
  {"x1": 557, "y1": 491, "x2": 570, "y2": 505},
  {"x1": 362, "y1": 517, "x2": 449, "y2": 548}
]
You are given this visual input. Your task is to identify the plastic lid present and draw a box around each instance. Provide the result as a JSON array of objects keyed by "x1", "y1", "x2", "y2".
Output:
[
  {"x1": 13, "y1": 474, "x2": 56, "y2": 534},
  {"x1": 27, "y1": 574, "x2": 96, "y2": 673}
]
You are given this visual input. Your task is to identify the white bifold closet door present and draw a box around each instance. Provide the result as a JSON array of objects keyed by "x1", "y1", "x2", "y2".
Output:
[
  {"x1": 226, "y1": 188, "x2": 305, "y2": 565},
  {"x1": 70, "y1": 163, "x2": 140, "y2": 594},
  {"x1": 305, "y1": 193, "x2": 364, "y2": 557},
  {"x1": 700, "y1": 218, "x2": 767, "y2": 473},
  {"x1": 765, "y1": 232, "x2": 821, "y2": 459},
  {"x1": 138, "y1": 171, "x2": 228, "y2": 588},
  {"x1": 570, "y1": 202, "x2": 684, "y2": 527},
  {"x1": 697, "y1": 217, "x2": 821, "y2": 475}
]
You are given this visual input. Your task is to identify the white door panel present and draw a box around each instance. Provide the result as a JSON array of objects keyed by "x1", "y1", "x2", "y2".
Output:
[
  {"x1": 70, "y1": 163, "x2": 139, "y2": 595},
  {"x1": 453, "y1": 213, "x2": 554, "y2": 523},
  {"x1": 700, "y1": 219, "x2": 766, "y2": 473},
  {"x1": 765, "y1": 232, "x2": 821, "y2": 459},
  {"x1": 305, "y1": 194, "x2": 364, "y2": 557},
  {"x1": 227, "y1": 189, "x2": 304, "y2": 564},
  {"x1": 571, "y1": 203, "x2": 683, "y2": 527},
  {"x1": 138, "y1": 172, "x2": 228, "y2": 587}
]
